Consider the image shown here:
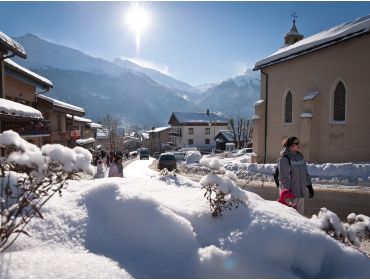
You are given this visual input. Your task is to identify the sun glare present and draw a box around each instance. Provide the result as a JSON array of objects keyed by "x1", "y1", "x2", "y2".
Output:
[{"x1": 125, "y1": 4, "x2": 150, "y2": 52}]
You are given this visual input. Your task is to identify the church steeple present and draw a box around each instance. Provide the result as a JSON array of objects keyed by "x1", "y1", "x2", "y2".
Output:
[{"x1": 284, "y1": 12, "x2": 304, "y2": 46}]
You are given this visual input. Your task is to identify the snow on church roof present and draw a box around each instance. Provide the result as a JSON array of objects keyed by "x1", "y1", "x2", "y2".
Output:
[
  {"x1": 254, "y1": 14, "x2": 370, "y2": 69},
  {"x1": 0, "y1": 98, "x2": 43, "y2": 119},
  {"x1": 0, "y1": 31, "x2": 27, "y2": 58},
  {"x1": 38, "y1": 94, "x2": 85, "y2": 113},
  {"x1": 5, "y1": 59, "x2": 53, "y2": 89}
]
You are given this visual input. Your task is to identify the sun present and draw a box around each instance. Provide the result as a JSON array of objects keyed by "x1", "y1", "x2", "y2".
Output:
[{"x1": 125, "y1": 4, "x2": 150, "y2": 52}]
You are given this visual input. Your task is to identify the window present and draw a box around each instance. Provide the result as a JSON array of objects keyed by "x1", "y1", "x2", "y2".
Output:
[
  {"x1": 205, "y1": 128, "x2": 210, "y2": 134},
  {"x1": 333, "y1": 82, "x2": 346, "y2": 121},
  {"x1": 205, "y1": 139, "x2": 210, "y2": 145},
  {"x1": 188, "y1": 128, "x2": 194, "y2": 134},
  {"x1": 188, "y1": 139, "x2": 193, "y2": 145},
  {"x1": 284, "y1": 91, "x2": 293, "y2": 123}
]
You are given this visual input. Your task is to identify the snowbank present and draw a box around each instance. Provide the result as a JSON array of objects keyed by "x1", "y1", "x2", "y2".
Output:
[
  {"x1": 3, "y1": 166, "x2": 370, "y2": 278},
  {"x1": 186, "y1": 150, "x2": 202, "y2": 164},
  {"x1": 186, "y1": 154, "x2": 370, "y2": 187}
]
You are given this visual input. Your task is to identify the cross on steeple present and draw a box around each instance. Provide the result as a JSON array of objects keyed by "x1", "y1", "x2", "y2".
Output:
[{"x1": 291, "y1": 12, "x2": 298, "y2": 23}]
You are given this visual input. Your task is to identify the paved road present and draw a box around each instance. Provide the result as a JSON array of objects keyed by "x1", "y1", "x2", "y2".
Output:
[
  {"x1": 244, "y1": 184, "x2": 370, "y2": 221},
  {"x1": 180, "y1": 173, "x2": 370, "y2": 221}
]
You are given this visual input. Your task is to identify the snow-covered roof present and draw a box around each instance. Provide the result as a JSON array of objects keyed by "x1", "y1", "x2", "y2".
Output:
[
  {"x1": 96, "y1": 129, "x2": 108, "y2": 139},
  {"x1": 254, "y1": 14, "x2": 370, "y2": 70},
  {"x1": 73, "y1": 116, "x2": 92, "y2": 123},
  {"x1": 170, "y1": 112, "x2": 229, "y2": 125},
  {"x1": 89, "y1": 122, "x2": 102, "y2": 129},
  {"x1": 141, "y1": 132, "x2": 149, "y2": 140},
  {"x1": 252, "y1": 115, "x2": 261, "y2": 120},
  {"x1": 0, "y1": 31, "x2": 26, "y2": 58},
  {"x1": 0, "y1": 98, "x2": 43, "y2": 119},
  {"x1": 300, "y1": 112, "x2": 314, "y2": 118},
  {"x1": 5, "y1": 59, "x2": 53, "y2": 89},
  {"x1": 303, "y1": 91, "x2": 320, "y2": 101},
  {"x1": 38, "y1": 94, "x2": 85, "y2": 113},
  {"x1": 215, "y1": 130, "x2": 234, "y2": 142},
  {"x1": 147, "y1": 126, "x2": 171, "y2": 133},
  {"x1": 255, "y1": 100, "x2": 265, "y2": 107},
  {"x1": 76, "y1": 138, "x2": 95, "y2": 145}
]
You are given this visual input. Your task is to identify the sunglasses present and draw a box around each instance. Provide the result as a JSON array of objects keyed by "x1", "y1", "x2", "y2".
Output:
[{"x1": 293, "y1": 141, "x2": 300, "y2": 145}]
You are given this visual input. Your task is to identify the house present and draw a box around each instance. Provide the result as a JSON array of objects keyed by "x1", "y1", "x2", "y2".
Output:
[
  {"x1": 140, "y1": 132, "x2": 150, "y2": 148},
  {"x1": 252, "y1": 15, "x2": 370, "y2": 163},
  {"x1": 37, "y1": 94, "x2": 85, "y2": 146},
  {"x1": 168, "y1": 110, "x2": 229, "y2": 153},
  {"x1": 66, "y1": 115, "x2": 101, "y2": 148},
  {"x1": 147, "y1": 126, "x2": 171, "y2": 154},
  {"x1": 214, "y1": 130, "x2": 234, "y2": 151},
  {"x1": 0, "y1": 31, "x2": 53, "y2": 147}
]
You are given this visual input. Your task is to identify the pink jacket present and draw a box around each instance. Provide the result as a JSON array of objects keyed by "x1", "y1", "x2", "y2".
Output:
[{"x1": 108, "y1": 163, "x2": 123, "y2": 177}]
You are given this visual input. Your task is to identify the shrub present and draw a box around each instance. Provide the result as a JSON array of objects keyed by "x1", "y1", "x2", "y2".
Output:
[{"x1": 0, "y1": 130, "x2": 92, "y2": 252}]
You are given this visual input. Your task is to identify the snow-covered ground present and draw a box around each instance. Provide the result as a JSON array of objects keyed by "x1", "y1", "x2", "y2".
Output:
[
  {"x1": 2, "y1": 158, "x2": 370, "y2": 278},
  {"x1": 179, "y1": 153, "x2": 370, "y2": 189}
]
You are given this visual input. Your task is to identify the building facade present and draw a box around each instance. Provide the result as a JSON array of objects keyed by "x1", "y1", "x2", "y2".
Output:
[
  {"x1": 168, "y1": 111, "x2": 229, "y2": 152},
  {"x1": 147, "y1": 126, "x2": 171, "y2": 154},
  {"x1": 253, "y1": 15, "x2": 370, "y2": 163}
]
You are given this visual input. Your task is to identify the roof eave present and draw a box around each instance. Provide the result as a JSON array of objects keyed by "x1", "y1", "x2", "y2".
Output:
[{"x1": 254, "y1": 29, "x2": 370, "y2": 70}]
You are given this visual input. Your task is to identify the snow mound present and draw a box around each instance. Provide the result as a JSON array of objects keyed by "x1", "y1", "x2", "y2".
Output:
[
  {"x1": 186, "y1": 150, "x2": 202, "y2": 164},
  {"x1": 0, "y1": 247, "x2": 131, "y2": 278},
  {"x1": 3, "y1": 170, "x2": 370, "y2": 278},
  {"x1": 200, "y1": 157, "x2": 223, "y2": 170}
]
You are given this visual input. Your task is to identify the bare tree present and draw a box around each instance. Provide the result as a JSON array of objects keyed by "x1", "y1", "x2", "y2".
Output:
[
  {"x1": 101, "y1": 114, "x2": 122, "y2": 153},
  {"x1": 228, "y1": 118, "x2": 252, "y2": 149}
]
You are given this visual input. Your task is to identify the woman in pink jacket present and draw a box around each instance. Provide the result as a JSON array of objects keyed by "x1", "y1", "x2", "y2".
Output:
[{"x1": 108, "y1": 156, "x2": 124, "y2": 177}]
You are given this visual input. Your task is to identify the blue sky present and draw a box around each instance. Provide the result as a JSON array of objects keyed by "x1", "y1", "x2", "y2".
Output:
[{"x1": 1, "y1": 1, "x2": 370, "y2": 85}]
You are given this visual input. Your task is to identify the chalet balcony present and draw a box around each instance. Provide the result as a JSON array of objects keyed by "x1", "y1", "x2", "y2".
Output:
[{"x1": 1, "y1": 117, "x2": 50, "y2": 137}]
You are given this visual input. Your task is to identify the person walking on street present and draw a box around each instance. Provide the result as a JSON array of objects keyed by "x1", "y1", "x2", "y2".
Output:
[
  {"x1": 108, "y1": 156, "x2": 124, "y2": 177},
  {"x1": 278, "y1": 136, "x2": 314, "y2": 215}
]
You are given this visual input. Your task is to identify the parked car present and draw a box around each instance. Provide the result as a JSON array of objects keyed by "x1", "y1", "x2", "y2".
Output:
[
  {"x1": 157, "y1": 153, "x2": 177, "y2": 171},
  {"x1": 140, "y1": 148, "x2": 150, "y2": 160},
  {"x1": 152, "y1": 152, "x2": 160, "y2": 159},
  {"x1": 173, "y1": 151, "x2": 186, "y2": 161},
  {"x1": 237, "y1": 148, "x2": 253, "y2": 156}
]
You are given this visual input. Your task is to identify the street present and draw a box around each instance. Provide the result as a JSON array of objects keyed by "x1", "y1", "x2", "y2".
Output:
[
  {"x1": 244, "y1": 183, "x2": 370, "y2": 220},
  {"x1": 177, "y1": 172, "x2": 370, "y2": 221}
]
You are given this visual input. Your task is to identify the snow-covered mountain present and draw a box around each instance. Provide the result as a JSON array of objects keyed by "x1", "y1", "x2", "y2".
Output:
[
  {"x1": 113, "y1": 57, "x2": 200, "y2": 95},
  {"x1": 12, "y1": 33, "x2": 261, "y2": 123},
  {"x1": 12, "y1": 34, "x2": 147, "y2": 80},
  {"x1": 12, "y1": 34, "x2": 198, "y2": 126},
  {"x1": 196, "y1": 82, "x2": 218, "y2": 93},
  {"x1": 196, "y1": 70, "x2": 260, "y2": 119}
]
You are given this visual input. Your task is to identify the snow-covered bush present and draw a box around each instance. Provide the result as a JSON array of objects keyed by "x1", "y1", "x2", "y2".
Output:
[
  {"x1": 199, "y1": 156, "x2": 248, "y2": 217},
  {"x1": 311, "y1": 208, "x2": 370, "y2": 246},
  {"x1": 186, "y1": 151, "x2": 202, "y2": 164},
  {"x1": 345, "y1": 213, "x2": 370, "y2": 245},
  {"x1": 0, "y1": 130, "x2": 93, "y2": 252},
  {"x1": 311, "y1": 208, "x2": 346, "y2": 241}
]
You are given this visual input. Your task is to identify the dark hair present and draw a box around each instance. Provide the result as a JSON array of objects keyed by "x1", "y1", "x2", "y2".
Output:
[
  {"x1": 282, "y1": 136, "x2": 299, "y2": 148},
  {"x1": 114, "y1": 156, "x2": 123, "y2": 164}
]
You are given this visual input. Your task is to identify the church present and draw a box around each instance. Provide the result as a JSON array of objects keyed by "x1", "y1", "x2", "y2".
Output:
[{"x1": 252, "y1": 14, "x2": 370, "y2": 163}]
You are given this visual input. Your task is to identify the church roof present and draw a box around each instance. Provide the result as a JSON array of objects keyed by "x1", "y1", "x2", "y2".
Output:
[
  {"x1": 254, "y1": 14, "x2": 370, "y2": 70},
  {"x1": 288, "y1": 21, "x2": 299, "y2": 34}
]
